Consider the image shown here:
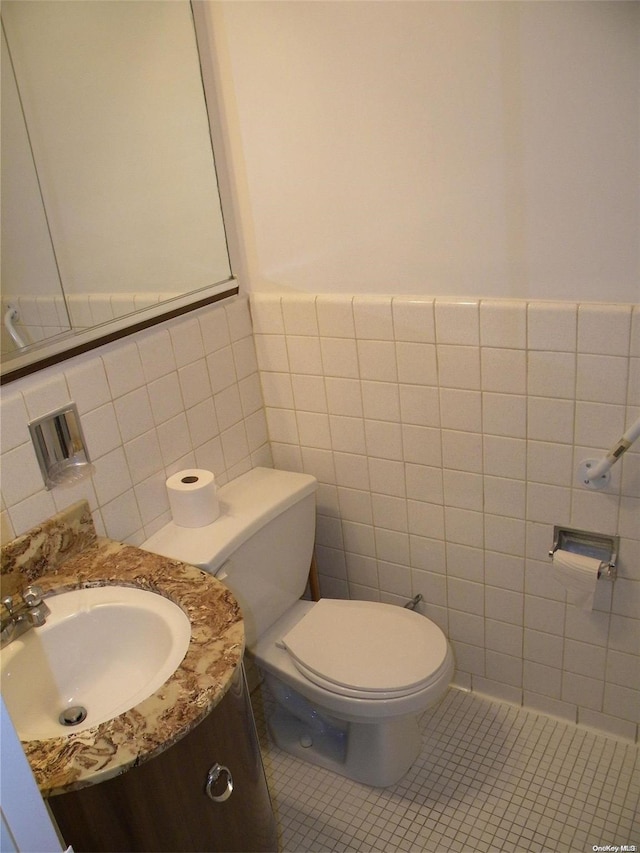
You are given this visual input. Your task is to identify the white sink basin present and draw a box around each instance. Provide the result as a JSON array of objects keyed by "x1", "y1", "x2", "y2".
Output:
[{"x1": 1, "y1": 585, "x2": 191, "y2": 740}]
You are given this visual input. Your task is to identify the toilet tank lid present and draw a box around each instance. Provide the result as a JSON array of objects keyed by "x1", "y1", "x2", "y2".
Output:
[{"x1": 141, "y1": 467, "x2": 317, "y2": 574}]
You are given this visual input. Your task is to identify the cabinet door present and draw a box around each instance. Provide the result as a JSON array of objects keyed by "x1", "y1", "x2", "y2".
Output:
[{"x1": 49, "y1": 666, "x2": 278, "y2": 852}]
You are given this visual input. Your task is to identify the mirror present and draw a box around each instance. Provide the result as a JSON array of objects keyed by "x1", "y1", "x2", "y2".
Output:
[{"x1": 1, "y1": 0, "x2": 235, "y2": 383}]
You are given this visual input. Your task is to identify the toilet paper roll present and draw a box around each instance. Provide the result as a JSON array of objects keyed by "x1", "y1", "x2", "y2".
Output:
[
  {"x1": 551, "y1": 549, "x2": 601, "y2": 610},
  {"x1": 166, "y1": 469, "x2": 220, "y2": 528}
]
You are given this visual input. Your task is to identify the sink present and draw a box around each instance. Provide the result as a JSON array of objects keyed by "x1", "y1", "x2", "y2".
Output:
[{"x1": 1, "y1": 585, "x2": 191, "y2": 740}]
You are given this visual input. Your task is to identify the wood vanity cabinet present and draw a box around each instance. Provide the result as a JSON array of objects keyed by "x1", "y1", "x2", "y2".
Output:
[{"x1": 48, "y1": 667, "x2": 278, "y2": 852}]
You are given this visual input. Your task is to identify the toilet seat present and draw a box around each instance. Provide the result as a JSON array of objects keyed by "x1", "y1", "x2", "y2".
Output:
[{"x1": 281, "y1": 599, "x2": 449, "y2": 700}]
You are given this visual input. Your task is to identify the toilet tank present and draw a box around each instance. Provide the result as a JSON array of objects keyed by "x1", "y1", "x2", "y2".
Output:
[{"x1": 142, "y1": 467, "x2": 318, "y2": 647}]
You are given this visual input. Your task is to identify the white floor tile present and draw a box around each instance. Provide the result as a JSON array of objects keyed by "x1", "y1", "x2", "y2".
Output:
[{"x1": 253, "y1": 687, "x2": 639, "y2": 853}]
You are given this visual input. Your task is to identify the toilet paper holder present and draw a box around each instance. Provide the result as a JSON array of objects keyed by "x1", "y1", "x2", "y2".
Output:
[{"x1": 548, "y1": 526, "x2": 619, "y2": 580}]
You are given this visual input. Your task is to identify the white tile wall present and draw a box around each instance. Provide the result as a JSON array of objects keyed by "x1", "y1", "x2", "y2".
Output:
[
  {"x1": 1, "y1": 291, "x2": 637, "y2": 744},
  {"x1": 250, "y1": 294, "x2": 640, "y2": 743},
  {"x1": 0, "y1": 296, "x2": 270, "y2": 547}
]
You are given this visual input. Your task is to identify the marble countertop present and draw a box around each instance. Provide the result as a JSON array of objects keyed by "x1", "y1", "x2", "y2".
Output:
[{"x1": 0, "y1": 501, "x2": 244, "y2": 797}]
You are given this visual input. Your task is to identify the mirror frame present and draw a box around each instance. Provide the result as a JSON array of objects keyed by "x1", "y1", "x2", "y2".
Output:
[{"x1": 0, "y1": 1, "x2": 241, "y2": 386}]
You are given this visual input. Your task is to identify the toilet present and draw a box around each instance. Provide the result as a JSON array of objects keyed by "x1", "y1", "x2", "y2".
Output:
[{"x1": 143, "y1": 467, "x2": 454, "y2": 787}]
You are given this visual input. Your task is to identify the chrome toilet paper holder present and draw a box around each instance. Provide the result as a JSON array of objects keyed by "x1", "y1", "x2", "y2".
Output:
[{"x1": 549, "y1": 526, "x2": 619, "y2": 580}]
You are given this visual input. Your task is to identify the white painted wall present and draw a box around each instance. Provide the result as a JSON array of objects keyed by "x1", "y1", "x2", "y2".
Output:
[{"x1": 209, "y1": 1, "x2": 639, "y2": 302}]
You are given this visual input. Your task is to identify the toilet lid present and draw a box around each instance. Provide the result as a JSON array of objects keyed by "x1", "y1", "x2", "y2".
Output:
[{"x1": 281, "y1": 599, "x2": 449, "y2": 699}]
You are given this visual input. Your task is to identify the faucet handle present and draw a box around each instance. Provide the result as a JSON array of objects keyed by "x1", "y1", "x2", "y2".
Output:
[
  {"x1": 22, "y1": 585, "x2": 44, "y2": 607},
  {"x1": 22, "y1": 585, "x2": 50, "y2": 627},
  {"x1": 1, "y1": 597, "x2": 16, "y2": 646}
]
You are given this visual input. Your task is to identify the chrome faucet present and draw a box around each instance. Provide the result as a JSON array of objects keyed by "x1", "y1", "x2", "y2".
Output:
[{"x1": 1, "y1": 585, "x2": 50, "y2": 648}]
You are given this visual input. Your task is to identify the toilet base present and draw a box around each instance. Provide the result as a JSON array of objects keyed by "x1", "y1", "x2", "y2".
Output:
[{"x1": 263, "y1": 673, "x2": 422, "y2": 787}]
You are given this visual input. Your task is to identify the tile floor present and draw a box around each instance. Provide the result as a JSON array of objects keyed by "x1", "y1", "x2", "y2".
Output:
[{"x1": 253, "y1": 687, "x2": 640, "y2": 853}]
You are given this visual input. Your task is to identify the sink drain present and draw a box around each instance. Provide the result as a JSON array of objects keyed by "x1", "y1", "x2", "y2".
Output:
[{"x1": 59, "y1": 705, "x2": 88, "y2": 727}]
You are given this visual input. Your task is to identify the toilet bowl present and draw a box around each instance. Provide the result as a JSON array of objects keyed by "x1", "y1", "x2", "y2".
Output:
[
  {"x1": 252, "y1": 599, "x2": 454, "y2": 786},
  {"x1": 142, "y1": 467, "x2": 454, "y2": 787}
]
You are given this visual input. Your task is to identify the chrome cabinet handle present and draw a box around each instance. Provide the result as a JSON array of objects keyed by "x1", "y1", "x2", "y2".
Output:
[{"x1": 205, "y1": 763, "x2": 233, "y2": 802}]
